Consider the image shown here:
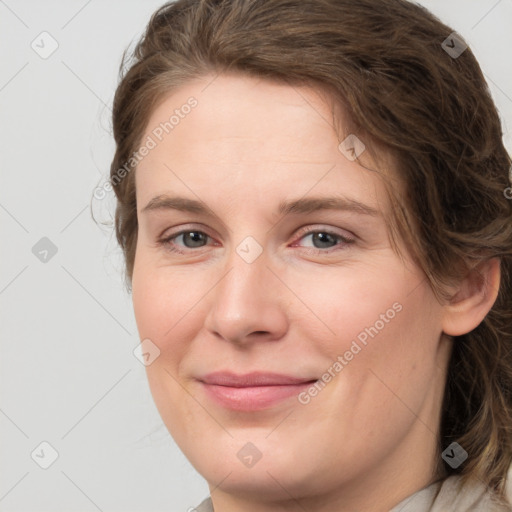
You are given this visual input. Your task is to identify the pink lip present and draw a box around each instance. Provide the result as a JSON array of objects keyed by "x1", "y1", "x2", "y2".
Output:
[{"x1": 199, "y1": 372, "x2": 317, "y2": 411}]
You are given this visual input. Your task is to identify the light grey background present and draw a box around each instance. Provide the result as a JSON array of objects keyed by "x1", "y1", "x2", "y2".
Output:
[{"x1": 0, "y1": 1, "x2": 511, "y2": 511}]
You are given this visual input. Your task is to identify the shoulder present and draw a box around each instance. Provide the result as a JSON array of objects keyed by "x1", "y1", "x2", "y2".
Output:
[
  {"x1": 434, "y1": 476, "x2": 512, "y2": 512},
  {"x1": 191, "y1": 496, "x2": 213, "y2": 512},
  {"x1": 192, "y1": 475, "x2": 512, "y2": 512},
  {"x1": 391, "y1": 475, "x2": 512, "y2": 512}
]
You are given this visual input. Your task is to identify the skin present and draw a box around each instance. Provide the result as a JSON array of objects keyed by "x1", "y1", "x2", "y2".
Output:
[{"x1": 131, "y1": 73, "x2": 500, "y2": 512}]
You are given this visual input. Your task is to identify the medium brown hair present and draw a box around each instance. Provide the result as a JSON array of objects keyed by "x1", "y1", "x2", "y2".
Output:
[{"x1": 109, "y1": 0, "x2": 512, "y2": 503}]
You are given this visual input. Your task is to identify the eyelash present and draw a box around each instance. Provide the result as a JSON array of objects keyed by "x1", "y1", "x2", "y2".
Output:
[{"x1": 157, "y1": 225, "x2": 355, "y2": 256}]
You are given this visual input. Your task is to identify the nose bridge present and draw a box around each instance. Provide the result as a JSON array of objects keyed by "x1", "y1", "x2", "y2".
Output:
[
  {"x1": 219, "y1": 231, "x2": 269, "y2": 299},
  {"x1": 216, "y1": 241, "x2": 270, "y2": 318},
  {"x1": 204, "y1": 238, "x2": 288, "y2": 343}
]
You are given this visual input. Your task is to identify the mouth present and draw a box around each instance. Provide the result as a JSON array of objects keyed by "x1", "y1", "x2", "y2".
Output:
[{"x1": 198, "y1": 371, "x2": 318, "y2": 411}]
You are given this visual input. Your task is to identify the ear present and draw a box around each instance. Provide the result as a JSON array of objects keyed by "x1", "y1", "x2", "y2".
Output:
[{"x1": 442, "y1": 258, "x2": 501, "y2": 336}]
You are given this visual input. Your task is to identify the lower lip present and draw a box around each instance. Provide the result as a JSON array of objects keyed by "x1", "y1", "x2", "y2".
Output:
[{"x1": 200, "y1": 381, "x2": 316, "y2": 411}]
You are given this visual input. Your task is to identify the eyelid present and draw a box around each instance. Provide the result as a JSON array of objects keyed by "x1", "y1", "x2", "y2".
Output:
[
  {"x1": 158, "y1": 224, "x2": 218, "y2": 251},
  {"x1": 158, "y1": 223, "x2": 356, "y2": 254},
  {"x1": 159, "y1": 223, "x2": 215, "y2": 240},
  {"x1": 292, "y1": 224, "x2": 356, "y2": 244}
]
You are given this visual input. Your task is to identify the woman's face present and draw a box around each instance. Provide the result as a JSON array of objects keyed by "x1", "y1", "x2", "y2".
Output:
[{"x1": 132, "y1": 74, "x2": 452, "y2": 508}]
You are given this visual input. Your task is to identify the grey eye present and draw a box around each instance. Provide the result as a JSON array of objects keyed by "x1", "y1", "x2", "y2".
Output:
[{"x1": 179, "y1": 231, "x2": 209, "y2": 248}]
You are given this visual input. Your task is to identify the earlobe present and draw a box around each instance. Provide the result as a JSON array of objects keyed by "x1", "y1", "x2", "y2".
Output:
[{"x1": 442, "y1": 258, "x2": 501, "y2": 337}]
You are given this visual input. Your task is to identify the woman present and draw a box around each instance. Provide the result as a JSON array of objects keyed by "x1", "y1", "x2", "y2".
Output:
[{"x1": 109, "y1": 0, "x2": 512, "y2": 510}]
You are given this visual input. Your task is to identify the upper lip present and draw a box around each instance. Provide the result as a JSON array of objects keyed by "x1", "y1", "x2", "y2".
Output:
[{"x1": 200, "y1": 371, "x2": 317, "y2": 387}]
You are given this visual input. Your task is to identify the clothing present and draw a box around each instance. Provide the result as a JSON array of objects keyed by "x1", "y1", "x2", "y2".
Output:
[
  {"x1": 193, "y1": 497, "x2": 214, "y2": 512},
  {"x1": 388, "y1": 475, "x2": 511, "y2": 511},
  {"x1": 192, "y1": 475, "x2": 512, "y2": 511}
]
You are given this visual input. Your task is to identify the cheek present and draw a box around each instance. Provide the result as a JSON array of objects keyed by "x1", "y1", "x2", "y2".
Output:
[
  {"x1": 323, "y1": 280, "x2": 442, "y2": 429},
  {"x1": 132, "y1": 262, "x2": 222, "y2": 389},
  {"x1": 296, "y1": 279, "x2": 443, "y2": 463},
  {"x1": 132, "y1": 262, "x2": 202, "y2": 340},
  {"x1": 299, "y1": 260, "x2": 442, "y2": 402},
  {"x1": 131, "y1": 265, "x2": 207, "y2": 432},
  {"x1": 132, "y1": 268, "x2": 179, "y2": 380},
  {"x1": 285, "y1": 259, "x2": 414, "y2": 354}
]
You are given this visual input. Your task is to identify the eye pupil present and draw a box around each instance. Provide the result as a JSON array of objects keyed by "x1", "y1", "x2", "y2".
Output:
[
  {"x1": 312, "y1": 232, "x2": 337, "y2": 248},
  {"x1": 184, "y1": 231, "x2": 207, "y2": 247}
]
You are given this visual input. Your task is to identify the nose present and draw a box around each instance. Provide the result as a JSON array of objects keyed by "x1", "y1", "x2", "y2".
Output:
[{"x1": 203, "y1": 245, "x2": 289, "y2": 345}]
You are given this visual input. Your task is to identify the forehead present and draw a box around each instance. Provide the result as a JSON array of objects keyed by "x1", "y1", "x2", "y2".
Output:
[{"x1": 135, "y1": 74, "x2": 392, "y2": 215}]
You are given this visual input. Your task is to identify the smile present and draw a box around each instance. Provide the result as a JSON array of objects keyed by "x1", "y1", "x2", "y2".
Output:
[{"x1": 198, "y1": 372, "x2": 318, "y2": 411}]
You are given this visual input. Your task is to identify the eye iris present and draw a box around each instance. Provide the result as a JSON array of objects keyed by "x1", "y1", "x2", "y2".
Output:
[
  {"x1": 176, "y1": 231, "x2": 340, "y2": 249},
  {"x1": 312, "y1": 232, "x2": 337, "y2": 249},
  {"x1": 183, "y1": 231, "x2": 207, "y2": 248}
]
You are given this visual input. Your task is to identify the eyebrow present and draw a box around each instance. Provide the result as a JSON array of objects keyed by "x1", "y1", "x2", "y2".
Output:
[{"x1": 141, "y1": 195, "x2": 380, "y2": 217}]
